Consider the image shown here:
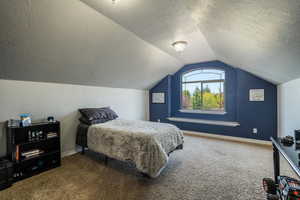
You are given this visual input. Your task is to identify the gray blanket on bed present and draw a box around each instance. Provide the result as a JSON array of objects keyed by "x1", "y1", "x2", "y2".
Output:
[{"x1": 87, "y1": 119, "x2": 184, "y2": 178}]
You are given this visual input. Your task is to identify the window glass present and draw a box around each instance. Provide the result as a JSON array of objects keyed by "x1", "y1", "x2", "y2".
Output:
[{"x1": 181, "y1": 69, "x2": 225, "y2": 112}]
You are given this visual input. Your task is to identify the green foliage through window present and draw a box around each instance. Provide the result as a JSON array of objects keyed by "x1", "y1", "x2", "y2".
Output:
[{"x1": 181, "y1": 69, "x2": 225, "y2": 112}]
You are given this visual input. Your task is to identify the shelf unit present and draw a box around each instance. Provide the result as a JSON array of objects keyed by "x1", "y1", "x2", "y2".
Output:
[{"x1": 6, "y1": 122, "x2": 61, "y2": 182}]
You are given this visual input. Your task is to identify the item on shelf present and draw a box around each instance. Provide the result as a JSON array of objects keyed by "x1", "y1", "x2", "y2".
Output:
[
  {"x1": 28, "y1": 131, "x2": 44, "y2": 142},
  {"x1": 281, "y1": 136, "x2": 294, "y2": 146},
  {"x1": 47, "y1": 132, "x2": 58, "y2": 139},
  {"x1": 7, "y1": 119, "x2": 20, "y2": 128},
  {"x1": 21, "y1": 149, "x2": 40, "y2": 156},
  {"x1": 0, "y1": 158, "x2": 13, "y2": 190},
  {"x1": 15, "y1": 145, "x2": 19, "y2": 161},
  {"x1": 21, "y1": 149, "x2": 44, "y2": 159},
  {"x1": 47, "y1": 116, "x2": 55, "y2": 123},
  {"x1": 19, "y1": 114, "x2": 31, "y2": 127}
]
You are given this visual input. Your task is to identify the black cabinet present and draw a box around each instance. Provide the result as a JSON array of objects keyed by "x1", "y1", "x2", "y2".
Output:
[{"x1": 6, "y1": 122, "x2": 61, "y2": 182}]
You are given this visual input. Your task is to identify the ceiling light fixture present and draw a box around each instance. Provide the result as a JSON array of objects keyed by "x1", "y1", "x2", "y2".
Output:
[
  {"x1": 172, "y1": 41, "x2": 188, "y2": 52},
  {"x1": 112, "y1": 0, "x2": 117, "y2": 4}
]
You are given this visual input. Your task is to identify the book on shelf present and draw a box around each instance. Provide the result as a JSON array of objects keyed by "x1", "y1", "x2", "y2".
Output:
[
  {"x1": 47, "y1": 132, "x2": 58, "y2": 139},
  {"x1": 16, "y1": 145, "x2": 19, "y2": 161},
  {"x1": 21, "y1": 149, "x2": 40, "y2": 156},
  {"x1": 21, "y1": 149, "x2": 44, "y2": 159}
]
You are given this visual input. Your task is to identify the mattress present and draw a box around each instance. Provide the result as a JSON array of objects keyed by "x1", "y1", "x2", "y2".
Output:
[{"x1": 87, "y1": 119, "x2": 184, "y2": 178}]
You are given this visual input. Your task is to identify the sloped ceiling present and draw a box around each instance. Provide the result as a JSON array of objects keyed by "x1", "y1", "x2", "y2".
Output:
[
  {"x1": 189, "y1": 0, "x2": 300, "y2": 84},
  {"x1": 81, "y1": 0, "x2": 300, "y2": 84},
  {"x1": 1, "y1": 0, "x2": 300, "y2": 89},
  {"x1": 80, "y1": 0, "x2": 215, "y2": 64},
  {"x1": 0, "y1": 0, "x2": 183, "y2": 89}
]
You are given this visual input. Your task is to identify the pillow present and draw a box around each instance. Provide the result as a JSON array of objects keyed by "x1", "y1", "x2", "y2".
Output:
[
  {"x1": 103, "y1": 107, "x2": 118, "y2": 120},
  {"x1": 78, "y1": 107, "x2": 118, "y2": 122},
  {"x1": 78, "y1": 107, "x2": 108, "y2": 121},
  {"x1": 79, "y1": 117, "x2": 107, "y2": 125}
]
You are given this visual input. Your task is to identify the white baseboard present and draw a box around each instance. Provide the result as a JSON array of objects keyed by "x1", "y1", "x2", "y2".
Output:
[
  {"x1": 183, "y1": 130, "x2": 272, "y2": 146},
  {"x1": 61, "y1": 147, "x2": 81, "y2": 158}
]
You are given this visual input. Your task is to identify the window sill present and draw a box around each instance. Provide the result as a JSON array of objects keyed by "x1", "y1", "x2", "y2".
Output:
[
  {"x1": 167, "y1": 117, "x2": 240, "y2": 127},
  {"x1": 179, "y1": 109, "x2": 227, "y2": 115}
]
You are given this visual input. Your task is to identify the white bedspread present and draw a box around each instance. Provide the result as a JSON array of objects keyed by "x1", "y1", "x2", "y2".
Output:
[{"x1": 87, "y1": 119, "x2": 184, "y2": 178}]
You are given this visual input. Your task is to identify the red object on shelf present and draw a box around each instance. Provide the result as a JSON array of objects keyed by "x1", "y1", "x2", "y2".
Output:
[{"x1": 15, "y1": 145, "x2": 19, "y2": 161}]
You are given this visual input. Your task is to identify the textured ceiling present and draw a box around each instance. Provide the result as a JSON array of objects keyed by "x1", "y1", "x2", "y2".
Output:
[
  {"x1": 80, "y1": 0, "x2": 216, "y2": 64},
  {"x1": 1, "y1": 0, "x2": 300, "y2": 89},
  {"x1": 0, "y1": 0, "x2": 182, "y2": 89},
  {"x1": 81, "y1": 0, "x2": 300, "y2": 84},
  {"x1": 189, "y1": 0, "x2": 300, "y2": 83}
]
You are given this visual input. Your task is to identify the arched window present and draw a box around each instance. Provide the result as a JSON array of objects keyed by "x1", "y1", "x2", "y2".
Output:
[{"x1": 181, "y1": 68, "x2": 225, "y2": 113}]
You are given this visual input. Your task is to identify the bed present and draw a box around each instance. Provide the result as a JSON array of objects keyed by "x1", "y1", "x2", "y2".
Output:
[{"x1": 76, "y1": 118, "x2": 184, "y2": 178}]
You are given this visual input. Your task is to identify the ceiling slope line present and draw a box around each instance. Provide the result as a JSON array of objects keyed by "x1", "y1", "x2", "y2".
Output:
[{"x1": 78, "y1": 0, "x2": 183, "y2": 66}]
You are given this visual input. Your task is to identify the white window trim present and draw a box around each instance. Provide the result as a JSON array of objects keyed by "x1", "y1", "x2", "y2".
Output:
[
  {"x1": 179, "y1": 109, "x2": 226, "y2": 115},
  {"x1": 180, "y1": 68, "x2": 226, "y2": 114}
]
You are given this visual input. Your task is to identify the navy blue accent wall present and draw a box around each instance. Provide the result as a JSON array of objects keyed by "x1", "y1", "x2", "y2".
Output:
[
  {"x1": 149, "y1": 61, "x2": 277, "y2": 141},
  {"x1": 234, "y1": 69, "x2": 277, "y2": 140},
  {"x1": 149, "y1": 75, "x2": 172, "y2": 122}
]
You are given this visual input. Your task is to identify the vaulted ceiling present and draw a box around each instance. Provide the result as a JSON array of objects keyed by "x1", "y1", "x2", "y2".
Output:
[
  {"x1": 1, "y1": 0, "x2": 300, "y2": 89},
  {"x1": 193, "y1": 0, "x2": 300, "y2": 83},
  {"x1": 0, "y1": 0, "x2": 183, "y2": 89}
]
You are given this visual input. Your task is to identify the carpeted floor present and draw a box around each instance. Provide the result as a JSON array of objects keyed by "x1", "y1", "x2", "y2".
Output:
[{"x1": 0, "y1": 135, "x2": 296, "y2": 200}]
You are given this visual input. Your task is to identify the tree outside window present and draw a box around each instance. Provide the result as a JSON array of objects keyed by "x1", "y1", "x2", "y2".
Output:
[{"x1": 181, "y1": 69, "x2": 225, "y2": 112}]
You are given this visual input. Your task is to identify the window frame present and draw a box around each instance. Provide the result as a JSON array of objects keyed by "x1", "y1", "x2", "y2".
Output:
[{"x1": 179, "y1": 67, "x2": 226, "y2": 115}]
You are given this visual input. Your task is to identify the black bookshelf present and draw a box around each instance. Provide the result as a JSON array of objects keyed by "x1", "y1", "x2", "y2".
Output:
[{"x1": 6, "y1": 122, "x2": 61, "y2": 182}]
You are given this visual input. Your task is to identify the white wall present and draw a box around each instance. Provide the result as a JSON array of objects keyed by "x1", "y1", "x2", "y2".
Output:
[
  {"x1": 0, "y1": 79, "x2": 149, "y2": 156},
  {"x1": 278, "y1": 77, "x2": 300, "y2": 137}
]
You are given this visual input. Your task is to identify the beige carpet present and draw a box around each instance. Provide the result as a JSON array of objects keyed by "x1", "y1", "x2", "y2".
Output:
[{"x1": 0, "y1": 135, "x2": 296, "y2": 200}]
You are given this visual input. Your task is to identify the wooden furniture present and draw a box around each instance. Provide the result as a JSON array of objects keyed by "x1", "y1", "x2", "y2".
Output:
[{"x1": 6, "y1": 122, "x2": 61, "y2": 182}]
